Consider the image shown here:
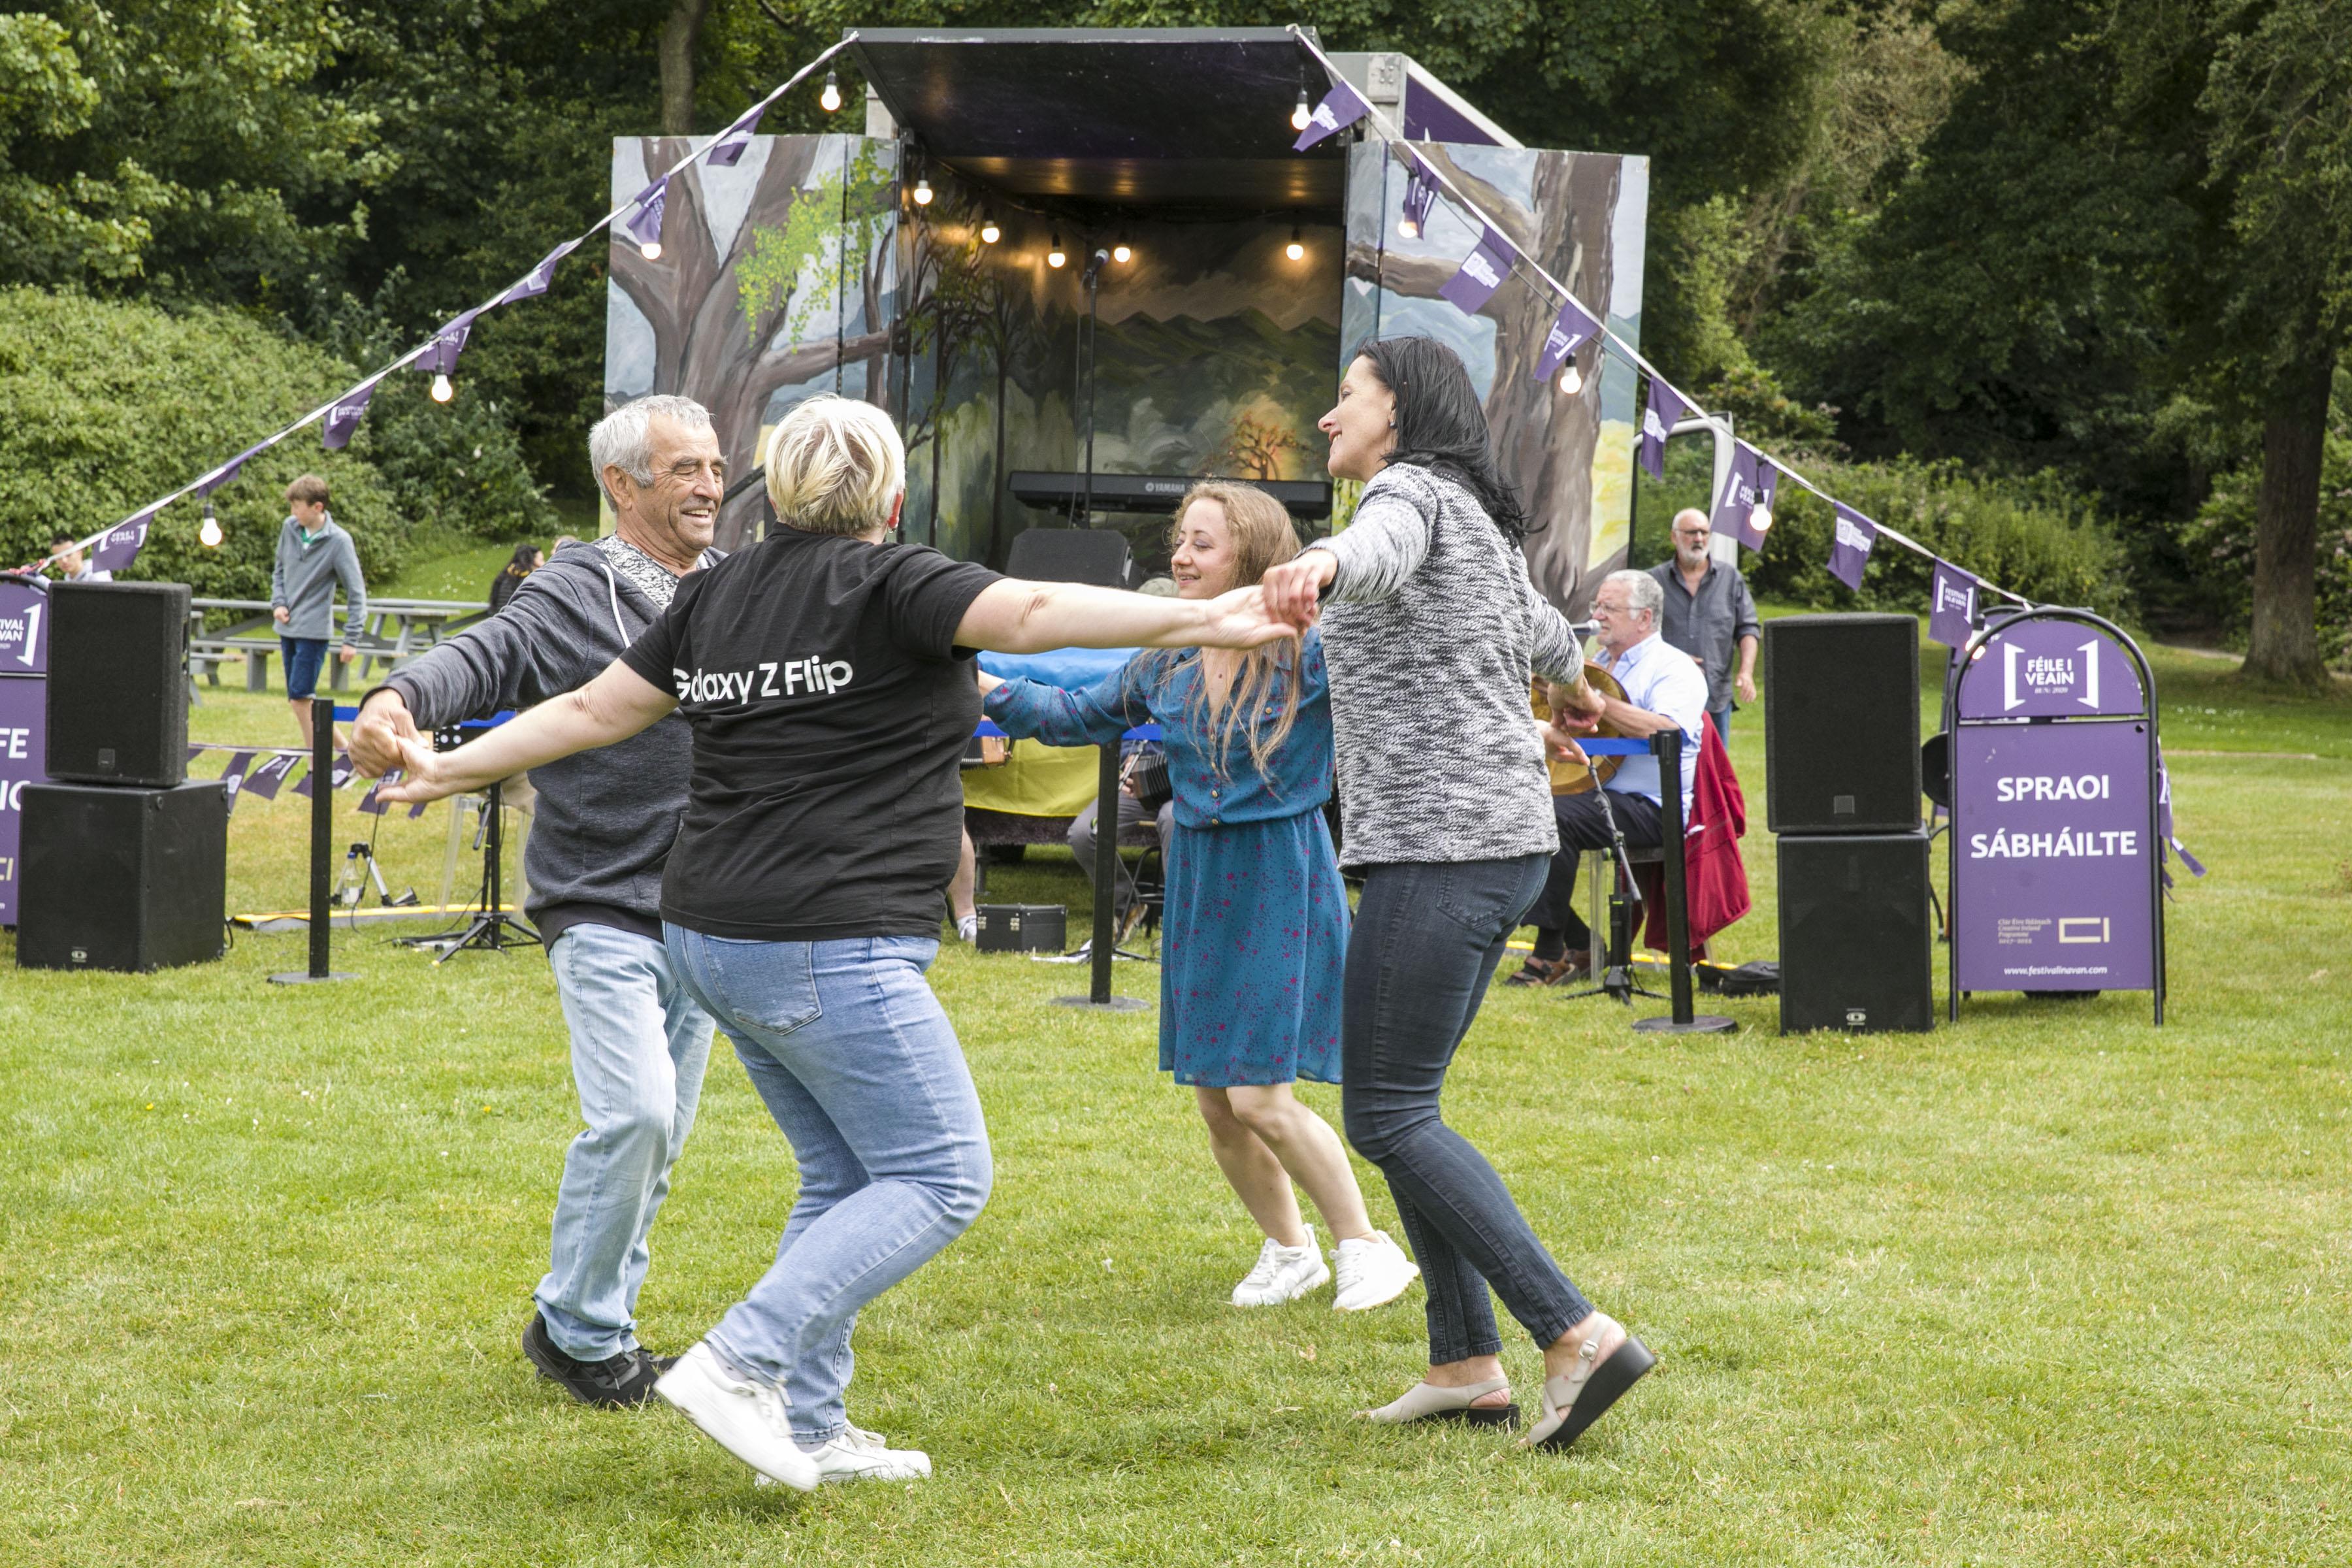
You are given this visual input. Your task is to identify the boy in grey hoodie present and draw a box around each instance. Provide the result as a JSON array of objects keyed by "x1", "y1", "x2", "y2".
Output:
[
  {"x1": 349, "y1": 395, "x2": 724, "y2": 1407},
  {"x1": 269, "y1": 474, "x2": 367, "y2": 749}
]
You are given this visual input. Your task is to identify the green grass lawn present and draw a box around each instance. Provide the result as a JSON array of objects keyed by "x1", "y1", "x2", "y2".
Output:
[{"x1": 4, "y1": 623, "x2": 2349, "y2": 1565}]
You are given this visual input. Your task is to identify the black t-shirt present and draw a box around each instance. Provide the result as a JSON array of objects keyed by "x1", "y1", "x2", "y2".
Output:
[{"x1": 618, "y1": 527, "x2": 1000, "y2": 941}]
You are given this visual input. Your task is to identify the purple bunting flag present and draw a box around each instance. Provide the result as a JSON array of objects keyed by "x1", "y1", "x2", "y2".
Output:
[
  {"x1": 92, "y1": 506, "x2": 159, "y2": 572},
  {"x1": 1438, "y1": 225, "x2": 1516, "y2": 315},
  {"x1": 1294, "y1": 79, "x2": 1371, "y2": 150},
  {"x1": 1639, "y1": 378, "x2": 1690, "y2": 479},
  {"x1": 355, "y1": 773, "x2": 395, "y2": 815},
  {"x1": 1532, "y1": 297, "x2": 1603, "y2": 385},
  {"x1": 219, "y1": 750, "x2": 259, "y2": 811},
  {"x1": 291, "y1": 751, "x2": 352, "y2": 798},
  {"x1": 705, "y1": 103, "x2": 768, "y2": 167},
  {"x1": 622, "y1": 177, "x2": 668, "y2": 256},
  {"x1": 240, "y1": 752, "x2": 300, "y2": 801},
  {"x1": 416, "y1": 309, "x2": 482, "y2": 378},
  {"x1": 1732, "y1": 453, "x2": 1780, "y2": 552},
  {"x1": 1827, "y1": 502, "x2": 1878, "y2": 591},
  {"x1": 1708, "y1": 442, "x2": 1763, "y2": 546},
  {"x1": 323, "y1": 380, "x2": 378, "y2": 451},
  {"x1": 496, "y1": 238, "x2": 583, "y2": 306},
  {"x1": 201, "y1": 438, "x2": 275, "y2": 495},
  {"x1": 1401, "y1": 167, "x2": 1437, "y2": 237},
  {"x1": 1929, "y1": 559, "x2": 1982, "y2": 648}
]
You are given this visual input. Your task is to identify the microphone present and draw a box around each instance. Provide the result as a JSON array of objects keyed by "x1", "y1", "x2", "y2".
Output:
[{"x1": 1083, "y1": 247, "x2": 1112, "y2": 282}]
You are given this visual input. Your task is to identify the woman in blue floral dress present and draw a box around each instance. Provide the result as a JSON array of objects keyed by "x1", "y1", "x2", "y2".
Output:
[{"x1": 981, "y1": 483, "x2": 1420, "y2": 1313}]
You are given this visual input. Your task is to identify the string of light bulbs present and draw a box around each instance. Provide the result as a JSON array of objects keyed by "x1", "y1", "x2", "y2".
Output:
[{"x1": 1285, "y1": 25, "x2": 2034, "y2": 613}]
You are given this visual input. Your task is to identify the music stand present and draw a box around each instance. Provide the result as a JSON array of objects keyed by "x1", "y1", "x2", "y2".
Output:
[
  {"x1": 1557, "y1": 778, "x2": 1666, "y2": 1007},
  {"x1": 397, "y1": 724, "x2": 537, "y2": 961}
]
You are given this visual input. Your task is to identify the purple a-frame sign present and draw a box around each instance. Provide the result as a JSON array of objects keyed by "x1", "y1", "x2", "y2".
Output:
[{"x1": 1945, "y1": 609, "x2": 2166, "y2": 1022}]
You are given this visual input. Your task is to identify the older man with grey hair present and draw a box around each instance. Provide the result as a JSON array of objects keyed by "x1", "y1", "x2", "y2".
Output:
[
  {"x1": 350, "y1": 393, "x2": 727, "y2": 1403},
  {"x1": 1509, "y1": 568, "x2": 1712, "y2": 985}
]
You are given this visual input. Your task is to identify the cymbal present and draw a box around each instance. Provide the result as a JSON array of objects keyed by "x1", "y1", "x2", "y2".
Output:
[{"x1": 1538, "y1": 662, "x2": 1628, "y2": 796}]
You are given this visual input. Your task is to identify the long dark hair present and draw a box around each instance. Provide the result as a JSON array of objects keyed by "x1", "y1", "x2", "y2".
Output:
[{"x1": 1355, "y1": 335, "x2": 1529, "y2": 542}]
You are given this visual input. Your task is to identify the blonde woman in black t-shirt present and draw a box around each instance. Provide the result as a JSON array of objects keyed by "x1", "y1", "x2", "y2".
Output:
[{"x1": 381, "y1": 395, "x2": 1293, "y2": 1492}]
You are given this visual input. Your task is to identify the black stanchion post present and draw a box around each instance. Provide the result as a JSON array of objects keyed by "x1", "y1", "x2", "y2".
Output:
[
  {"x1": 272, "y1": 694, "x2": 354, "y2": 985},
  {"x1": 1634, "y1": 726, "x2": 1734, "y2": 1036},
  {"x1": 1054, "y1": 740, "x2": 1148, "y2": 1013}
]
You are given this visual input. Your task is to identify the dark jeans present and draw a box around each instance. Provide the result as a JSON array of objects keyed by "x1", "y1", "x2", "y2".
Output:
[
  {"x1": 280, "y1": 636, "x2": 329, "y2": 701},
  {"x1": 1708, "y1": 706, "x2": 1731, "y2": 742},
  {"x1": 1341, "y1": 855, "x2": 1593, "y2": 1364},
  {"x1": 1526, "y1": 791, "x2": 1664, "y2": 951}
]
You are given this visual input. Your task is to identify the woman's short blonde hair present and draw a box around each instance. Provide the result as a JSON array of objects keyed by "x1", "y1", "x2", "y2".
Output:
[{"x1": 764, "y1": 395, "x2": 906, "y2": 536}]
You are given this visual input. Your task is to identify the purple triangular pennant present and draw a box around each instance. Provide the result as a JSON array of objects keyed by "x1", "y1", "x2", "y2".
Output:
[
  {"x1": 219, "y1": 750, "x2": 259, "y2": 810},
  {"x1": 1828, "y1": 502, "x2": 1878, "y2": 591},
  {"x1": 1709, "y1": 442, "x2": 1763, "y2": 546},
  {"x1": 355, "y1": 773, "x2": 395, "y2": 815},
  {"x1": 1294, "y1": 79, "x2": 1370, "y2": 150},
  {"x1": 497, "y1": 238, "x2": 583, "y2": 306},
  {"x1": 1438, "y1": 225, "x2": 1516, "y2": 315},
  {"x1": 621, "y1": 177, "x2": 668, "y2": 255},
  {"x1": 1731, "y1": 453, "x2": 1780, "y2": 551},
  {"x1": 416, "y1": 309, "x2": 482, "y2": 378},
  {"x1": 1928, "y1": 560, "x2": 1981, "y2": 647},
  {"x1": 1401, "y1": 167, "x2": 1437, "y2": 236},
  {"x1": 705, "y1": 103, "x2": 768, "y2": 167},
  {"x1": 241, "y1": 752, "x2": 300, "y2": 800},
  {"x1": 1639, "y1": 378, "x2": 1690, "y2": 479},
  {"x1": 92, "y1": 506, "x2": 158, "y2": 572},
  {"x1": 201, "y1": 438, "x2": 276, "y2": 495},
  {"x1": 1533, "y1": 297, "x2": 1603, "y2": 384},
  {"x1": 323, "y1": 381, "x2": 378, "y2": 451}
]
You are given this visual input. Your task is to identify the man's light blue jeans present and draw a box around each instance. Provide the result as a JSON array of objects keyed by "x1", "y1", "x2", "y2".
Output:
[
  {"x1": 663, "y1": 926, "x2": 993, "y2": 1447},
  {"x1": 533, "y1": 923, "x2": 715, "y2": 1361}
]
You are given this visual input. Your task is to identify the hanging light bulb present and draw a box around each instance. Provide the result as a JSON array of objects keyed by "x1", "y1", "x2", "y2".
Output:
[
  {"x1": 1285, "y1": 226, "x2": 1305, "y2": 262},
  {"x1": 1047, "y1": 233, "x2": 1066, "y2": 269},
  {"x1": 199, "y1": 499, "x2": 223, "y2": 549},
  {"x1": 1749, "y1": 500, "x2": 1774, "y2": 535},
  {"x1": 979, "y1": 212, "x2": 1001, "y2": 244},
  {"x1": 431, "y1": 372, "x2": 455, "y2": 404},
  {"x1": 638, "y1": 237, "x2": 662, "y2": 261},
  {"x1": 912, "y1": 174, "x2": 933, "y2": 206},
  {"x1": 1292, "y1": 88, "x2": 1313, "y2": 132},
  {"x1": 1558, "y1": 361, "x2": 1584, "y2": 396},
  {"x1": 820, "y1": 70, "x2": 842, "y2": 113},
  {"x1": 1397, "y1": 214, "x2": 1420, "y2": 240},
  {"x1": 1112, "y1": 232, "x2": 1132, "y2": 265}
]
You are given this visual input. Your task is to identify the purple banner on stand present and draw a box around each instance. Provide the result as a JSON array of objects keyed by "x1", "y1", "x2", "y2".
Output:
[
  {"x1": 241, "y1": 752, "x2": 300, "y2": 800},
  {"x1": 1639, "y1": 378, "x2": 1689, "y2": 479},
  {"x1": 1, "y1": 578, "x2": 51, "y2": 674},
  {"x1": 93, "y1": 507, "x2": 158, "y2": 572},
  {"x1": 1929, "y1": 561, "x2": 1982, "y2": 647},
  {"x1": 1956, "y1": 619, "x2": 2145, "y2": 720},
  {"x1": 0, "y1": 674, "x2": 46, "y2": 924},
  {"x1": 1533, "y1": 297, "x2": 1603, "y2": 384},
  {"x1": 1294, "y1": 79, "x2": 1370, "y2": 150},
  {"x1": 1437, "y1": 226, "x2": 1515, "y2": 315},
  {"x1": 1828, "y1": 503, "x2": 1877, "y2": 591},
  {"x1": 1954, "y1": 719, "x2": 2157, "y2": 992}
]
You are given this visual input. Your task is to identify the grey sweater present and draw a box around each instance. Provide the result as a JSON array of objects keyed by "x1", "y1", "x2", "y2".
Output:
[
  {"x1": 381, "y1": 539, "x2": 705, "y2": 941},
  {"x1": 1307, "y1": 464, "x2": 1583, "y2": 868},
  {"x1": 269, "y1": 515, "x2": 368, "y2": 641}
]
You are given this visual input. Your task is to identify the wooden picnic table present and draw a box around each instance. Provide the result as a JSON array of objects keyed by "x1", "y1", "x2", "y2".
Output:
[{"x1": 189, "y1": 596, "x2": 491, "y2": 693}]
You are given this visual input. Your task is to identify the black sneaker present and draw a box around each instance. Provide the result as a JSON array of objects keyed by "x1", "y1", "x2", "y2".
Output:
[{"x1": 521, "y1": 1312, "x2": 662, "y2": 1406}]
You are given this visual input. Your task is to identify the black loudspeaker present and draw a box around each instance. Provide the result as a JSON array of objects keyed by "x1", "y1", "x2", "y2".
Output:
[
  {"x1": 46, "y1": 581, "x2": 190, "y2": 787},
  {"x1": 973, "y1": 902, "x2": 1068, "y2": 953},
  {"x1": 1776, "y1": 832, "x2": 1933, "y2": 1034},
  {"x1": 1763, "y1": 613, "x2": 1919, "y2": 834},
  {"x1": 1005, "y1": 527, "x2": 1131, "y2": 588},
  {"x1": 16, "y1": 779, "x2": 226, "y2": 972}
]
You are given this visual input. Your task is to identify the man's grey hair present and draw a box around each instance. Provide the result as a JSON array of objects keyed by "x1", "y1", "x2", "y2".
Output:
[
  {"x1": 590, "y1": 394, "x2": 714, "y2": 500},
  {"x1": 1603, "y1": 568, "x2": 1663, "y2": 623}
]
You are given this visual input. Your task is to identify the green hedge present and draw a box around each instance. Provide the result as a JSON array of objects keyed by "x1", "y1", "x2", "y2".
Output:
[
  {"x1": 2174, "y1": 434, "x2": 2352, "y2": 670},
  {"x1": 0, "y1": 287, "x2": 552, "y2": 600},
  {"x1": 1748, "y1": 457, "x2": 2133, "y2": 622}
]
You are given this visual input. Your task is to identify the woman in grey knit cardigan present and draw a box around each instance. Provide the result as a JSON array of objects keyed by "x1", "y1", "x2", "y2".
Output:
[{"x1": 1260, "y1": 336, "x2": 1655, "y2": 1453}]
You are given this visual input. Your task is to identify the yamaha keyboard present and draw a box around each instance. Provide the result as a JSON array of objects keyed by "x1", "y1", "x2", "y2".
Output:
[{"x1": 1009, "y1": 471, "x2": 1333, "y2": 519}]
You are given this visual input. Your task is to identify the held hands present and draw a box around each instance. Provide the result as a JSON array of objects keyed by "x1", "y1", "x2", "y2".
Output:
[
  {"x1": 350, "y1": 690, "x2": 421, "y2": 778},
  {"x1": 974, "y1": 669, "x2": 1002, "y2": 697},
  {"x1": 372, "y1": 734, "x2": 459, "y2": 806},
  {"x1": 1257, "y1": 551, "x2": 1335, "y2": 630},
  {"x1": 1198, "y1": 583, "x2": 1305, "y2": 651},
  {"x1": 1542, "y1": 718, "x2": 1592, "y2": 768}
]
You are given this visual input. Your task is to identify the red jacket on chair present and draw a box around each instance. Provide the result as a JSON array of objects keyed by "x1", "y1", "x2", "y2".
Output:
[{"x1": 1636, "y1": 721, "x2": 1750, "y2": 956}]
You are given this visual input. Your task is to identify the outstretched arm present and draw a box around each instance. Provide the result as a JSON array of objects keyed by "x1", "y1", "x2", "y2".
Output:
[
  {"x1": 955, "y1": 579, "x2": 1294, "y2": 654},
  {"x1": 376, "y1": 659, "x2": 676, "y2": 805}
]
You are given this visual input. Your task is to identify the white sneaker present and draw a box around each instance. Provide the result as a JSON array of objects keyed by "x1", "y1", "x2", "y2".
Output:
[
  {"x1": 955, "y1": 914, "x2": 978, "y2": 943},
  {"x1": 757, "y1": 1425, "x2": 932, "y2": 1485},
  {"x1": 654, "y1": 1342, "x2": 820, "y2": 1492},
  {"x1": 1231, "y1": 1228, "x2": 1330, "y2": 1307},
  {"x1": 1332, "y1": 1230, "x2": 1420, "y2": 1311}
]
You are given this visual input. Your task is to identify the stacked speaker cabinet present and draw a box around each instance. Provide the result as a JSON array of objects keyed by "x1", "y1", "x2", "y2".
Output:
[
  {"x1": 1763, "y1": 614, "x2": 1933, "y2": 1032},
  {"x1": 16, "y1": 581, "x2": 225, "y2": 972}
]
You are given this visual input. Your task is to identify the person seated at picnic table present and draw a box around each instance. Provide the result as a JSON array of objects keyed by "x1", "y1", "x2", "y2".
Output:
[{"x1": 981, "y1": 481, "x2": 1420, "y2": 1314}]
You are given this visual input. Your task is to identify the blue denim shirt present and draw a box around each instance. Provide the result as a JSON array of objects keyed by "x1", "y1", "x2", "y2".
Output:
[{"x1": 983, "y1": 632, "x2": 1333, "y2": 830}]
